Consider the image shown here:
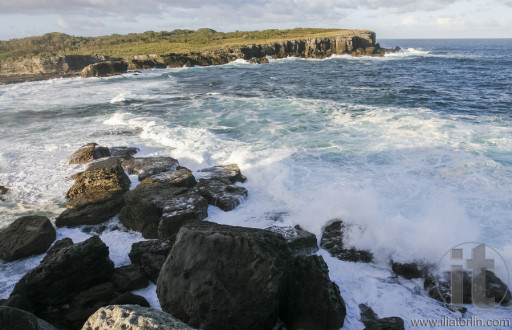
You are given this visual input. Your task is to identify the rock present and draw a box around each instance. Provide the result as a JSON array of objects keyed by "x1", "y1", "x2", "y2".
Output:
[
  {"x1": 320, "y1": 220, "x2": 373, "y2": 263},
  {"x1": 122, "y1": 157, "x2": 180, "y2": 181},
  {"x1": 0, "y1": 216, "x2": 56, "y2": 261},
  {"x1": 141, "y1": 167, "x2": 197, "y2": 188},
  {"x1": 425, "y1": 270, "x2": 511, "y2": 305},
  {"x1": 157, "y1": 221, "x2": 291, "y2": 330},
  {"x1": 72, "y1": 282, "x2": 114, "y2": 309},
  {"x1": 198, "y1": 164, "x2": 247, "y2": 183},
  {"x1": 80, "y1": 61, "x2": 128, "y2": 77},
  {"x1": 1, "y1": 294, "x2": 34, "y2": 313},
  {"x1": 109, "y1": 293, "x2": 150, "y2": 307},
  {"x1": 109, "y1": 146, "x2": 139, "y2": 161},
  {"x1": 46, "y1": 238, "x2": 74, "y2": 255},
  {"x1": 82, "y1": 305, "x2": 194, "y2": 330},
  {"x1": 129, "y1": 239, "x2": 175, "y2": 283},
  {"x1": 391, "y1": 261, "x2": 431, "y2": 279},
  {"x1": 68, "y1": 143, "x2": 110, "y2": 164},
  {"x1": 113, "y1": 264, "x2": 149, "y2": 293},
  {"x1": 265, "y1": 225, "x2": 318, "y2": 256},
  {"x1": 10, "y1": 236, "x2": 115, "y2": 313},
  {"x1": 195, "y1": 178, "x2": 247, "y2": 211},
  {"x1": 56, "y1": 157, "x2": 131, "y2": 227},
  {"x1": 0, "y1": 306, "x2": 58, "y2": 330},
  {"x1": 280, "y1": 255, "x2": 346, "y2": 330},
  {"x1": 359, "y1": 304, "x2": 404, "y2": 330},
  {"x1": 119, "y1": 184, "x2": 207, "y2": 239},
  {"x1": 0, "y1": 185, "x2": 8, "y2": 195}
]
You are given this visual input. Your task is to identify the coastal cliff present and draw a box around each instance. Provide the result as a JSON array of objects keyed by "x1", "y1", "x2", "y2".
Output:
[{"x1": 0, "y1": 30, "x2": 398, "y2": 82}]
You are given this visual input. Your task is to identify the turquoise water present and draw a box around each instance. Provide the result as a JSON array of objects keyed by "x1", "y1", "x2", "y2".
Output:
[{"x1": 1, "y1": 40, "x2": 511, "y2": 328}]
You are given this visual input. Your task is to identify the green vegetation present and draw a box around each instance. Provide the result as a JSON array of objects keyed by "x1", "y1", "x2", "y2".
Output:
[{"x1": 0, "y1": 28, "x2": 368, "y2": 62}]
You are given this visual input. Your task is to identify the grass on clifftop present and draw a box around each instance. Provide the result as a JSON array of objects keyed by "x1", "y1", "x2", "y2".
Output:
[{"x1": 0, "y1": 28, "x2": 371, "y2": 62}]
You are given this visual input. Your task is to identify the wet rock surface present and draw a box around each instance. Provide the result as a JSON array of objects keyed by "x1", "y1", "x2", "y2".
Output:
[
  {"x1": 265, "y1": 225, "x2": 318, "y2": 256},
  {"x1": 109, "y1": 146, "x2": 139, "y2": 161},
  {"x1": 0, "y1": 306, "x2": 58, "y2": 330},
  {"x1": 68, "y1": 143, "x2": 110, "y2": 164},
  {"x1": 195, "y1": 178, "x2": 247, "y2": 211},
  {"x1": 359, "y1": 304, "x2": 404, "y2": 330},
  {"x1": 122, "y1": 157, "x2": 180, "y2": 181},
  {"x1": 129, "y1": 239, "x2": 175, "y2": 283},
  {"x1": 391, "y1": 261, "x2": 431, "y2": 279},
  {"x1": 320, "y1": 220, "x2": 373, "y2": 263}
]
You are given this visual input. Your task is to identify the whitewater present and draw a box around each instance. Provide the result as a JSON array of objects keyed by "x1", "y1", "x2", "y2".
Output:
[{"x1": 1, "y1": 39, "x2": 511, "y2": 328}]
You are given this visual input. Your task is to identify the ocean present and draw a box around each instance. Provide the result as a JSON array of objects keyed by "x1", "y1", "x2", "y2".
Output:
[{"x1": 1, "y1": 39, "x2": 511, "y2": 328}]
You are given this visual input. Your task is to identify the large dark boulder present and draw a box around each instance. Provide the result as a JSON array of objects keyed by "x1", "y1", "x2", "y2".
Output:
[
  {"x1": 320, "y1": 220, "x2": 373, "y2": 263},
  {"x1": 10, "y1": 236, "x2": 115, "y2": 313},
  {"x1": 265, "y1": 225, "x2": 318, "y2": 256},
  {"x1": 119, "y1": 183, "x2": 207, "y2": 239},
  {"x1": 80, "y1": 61, "x2": 128, "y2": 77},
  {"x1": 359, "y1": 304, "x2": 404, "y2": 330},
  {"x1": 0, "y1": 306, "x2": 57, "y2": 330},
  {"x1": 109, "y1": 146, "x2": 139, "y2": 161},
  {"x1": 280, "y1": 255, "x2": 346, "y2": 330},
  {"x1": 0, "y1": 185, "x2": 8, "y2": 195},
  {"x1": 56, "y1": 157, "x2": 131, "y2": 227},
  {"x1": 195, "y1": 178, "x2": 247, "y2": 211},
  {"x1": 129, "y1": 239, "x2": 175, "y2": 282},
  {"x1": 0, "y1": 216, "x2": 56, "y2": 261},
  {"x1": 113, "y1": 264, "x2": 149, "y2": 293},
  {"x1": 122, "y1": 157, "x2": 180, "y2": 181},
  {"x1": 68, "y1": 143, "x2": 110, "y2": 164},
  {"x1": 108, "y1": 293, "x2": 150, "y2": 307},
  {"x1": 198, "y1": 164, "x2": 247, "y2": 183},
  {"x1": 157, "y1": 221, "x2": 291, "y2": 330},
  {"x1": 82, "y1": 305, "x2": 195, "y2": 330},
  {"x1": 141, "y1": 167, "x2": 197, "y2": 188},
  {"x1": 391, "y1": 261, "x2": 431, "y2": 279}
]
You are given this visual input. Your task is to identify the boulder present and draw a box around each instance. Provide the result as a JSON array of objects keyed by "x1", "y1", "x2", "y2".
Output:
[
  {"x1": 265, "y1": 225, "x2": 318, "y2": 256},
  {"x1": 68, "y1": 143, "x2": 110, "y2": 164},
  {"x1": 141, "y1": 167, "x2": 197, "y2": 188},
  {"x1": 46, "y1": 237, "x2": 74, "y2": 255},
  {"x1": 113, "y1": 264, "x2": 149, "y2": 293},
  {"x1": 109, "y1": 146, "x2": 139, "y2": 161},
  {"x1": 280, "y1": 255, "x2": 346, "y2": 330},
  {"x1": 56, "y1": 157, "x2": 131, "y2": 227},
  {"x1": 119, "y1": 184, "x2": 207, "y2": 239},
  {"x1": 195, "y1": 178, "x2": 247, "y2": 211},
  {"x1": 391, "y1": 261, "x2": 431, "y2": 279},
  {"x1": 0, "y1": 216, "x2": 56, "y2": 261},
  {"x1": 80, "y1": 61, "x2": 128, "y2": 77},
  {"x1": 0, "y1": 306, "x2": 57, "y2": 330},
  {"x1": 157, "y1": 221, "x2": 291, "y2": 330},
  {"x1": 320, "y1": 220, "x2": 373, "y2": 263},
  {"x1": 198, "y1": 164, "x2": 246, "y2": 183},
  {"x1": 82, "y1": 305, "x2": 194, "y2": 330},
  {"x1": 10, "y1": 236, "x2": 115, "y2": 313},
  {"x1": 72, "y1": 282, "x2": 114, "y2": 310},
  {"x1": 359, "y1": 304, "x2": 404, "y2": 330},
  {"x1": 122, "y1": 157, "x2": 179, "y2": 181},
  {"x1": 109, "y1": 293, "x2": 150, "y2": 307},
  {"x1": 0, "y1": 185, "x2": 8, "y2": 195},
  {"x1": 129, "y1": 239, "x2": 175, "y2": 283}
]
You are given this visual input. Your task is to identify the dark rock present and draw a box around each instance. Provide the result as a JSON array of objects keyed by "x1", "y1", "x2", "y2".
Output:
[
  {"x1": 266, "y1": 225, "x2": 318, "y2": 256},
  {"x1": 0, "y1": 306, "x2": 58, "y2": 330},
  {"x1": 129, "y1": 239, "x2": 175, "y2": 283},
  {"x1": 157, "y1": 221, "x2": 291, "y2": 330},
  {"x1": 0, "y1": 216, "x2": 56, "y2": 261},
  {"x1": 280, "y1": 255, "x2": 346, "y2": 330},
  {"x1": 425, "y1": 270, "x2": 511, "y2": 306},
  {"x1": 72, "y1": 282, "x2": 114, "y2": 309},
  {"x1": 195, "y1": 178, "x2": 247, "y2": 211},
  {"x1": 198, "y1": 164, "x2": 247, "y2": 183},
  {"x1": 391, "y1": 261, "x2": 431, "y2": 279},
  {"x1": 109, "y1": 146, "x2": 139, "y2": 161},
  {"x1": 68, "y1": 143, "x2": 110, "y2": 164},
  {"x1": 46, "y1": 238, "x2": 74, "y2": 256},
  {"x1": 113, "y1": 264, "x2": 149, "y2": 293},
  {"x1": 0, "y1": 185, "x2": 8, "y2": 195},
  {"x1": 1, "y1": 294, "x2": 34, "y2": 313},
  {"x1": 108, "y1": 292, "x2": 150, "y2": 307},
  {"x1": 141, "y1": 167, "x2": 197, "y2": 188},
  {"x1": 82, "y1": 305, "x2": 194, "y2": 330},
  {"x1": 56, "y1": 157, "x2": 131, "y2": 227},
  {"x1": 10, "y1": 236, "x2": 115, "y2": 313},
  {"x1": 122, "y1": 157, "x2": 179, "y2": 181},
  {"x1": 359, "y1": 304, "x2": 404, "y2": 330},
  {"x1": 119, "y1": 183, "x2": 207, "y2": 239},
  {"x1": 80, "y1": 61, "x2": 128, "y2": 77},
  {"x1": 320, "y1": 220, "x2": 373, "y2": 263}
]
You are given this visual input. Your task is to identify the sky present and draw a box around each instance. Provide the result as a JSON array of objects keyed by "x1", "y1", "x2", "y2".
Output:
[{"x1": 0, "y1": 0, "x2": 511, "y2": 41}]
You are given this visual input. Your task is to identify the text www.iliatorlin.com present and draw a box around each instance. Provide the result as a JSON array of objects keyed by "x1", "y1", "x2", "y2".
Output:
[{"x1": 410, "y1": 316, "x2": 511, "y2": 327}]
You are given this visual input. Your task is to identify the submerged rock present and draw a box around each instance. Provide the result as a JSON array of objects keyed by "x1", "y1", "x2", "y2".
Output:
[
  {"x1": 82, "y1": 305, "x2": 194, "y2": 330},
  {"x1": 359, "y1": 304, "x2": 404, "y2": 330},
  {"x1": 0, "y1": 306, "x2": 57, "y2": 330},
  {"x1": 0, "y1": 216, "x2": 56, "y2": 261},
  {"x1": 109, "y1": 146, "x2": 139, "y2": 161},
  {"x1": 320, "y1": 220, "x2": 373, "y2": 263},
  {"x1": 56, "y1": 157, "x2": 131, "y2": 227},
  {"x1": 265, "y1": 225, "x2": 318, "y2": 256},
  {"x1": 122, "y1": 157, "x2": 180, "y2": 181},
  {"x1": 68, "y1": 143, "x2": 110, "y2": 164},
  {"x1": 129, "y1": 239, "x2": 175, "y2": 283}
]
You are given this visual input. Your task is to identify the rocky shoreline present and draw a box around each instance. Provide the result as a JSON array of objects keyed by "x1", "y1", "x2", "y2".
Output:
[
  {"x1": 1, "y1": 143, "x2": 509, "y2": 329},
  {"x1": 0, "y1": 32, "x2": 400, "y2": 84}
]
